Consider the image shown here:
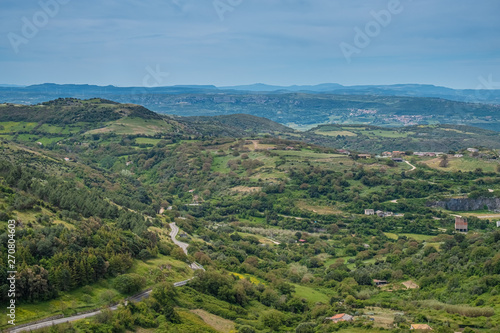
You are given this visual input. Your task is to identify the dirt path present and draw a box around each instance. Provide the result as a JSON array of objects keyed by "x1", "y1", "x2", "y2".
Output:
[
  {"x1": 250, "y1": 140, "x2": 259, "y2": 150},
  {"x1": 404, "y1": 160, "x2": 416, "y2": 171}
]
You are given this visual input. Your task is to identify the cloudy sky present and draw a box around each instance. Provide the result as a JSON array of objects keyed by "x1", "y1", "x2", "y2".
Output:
[{"x1": 1, "y1": 0, "x2": 499, "y2": 88}]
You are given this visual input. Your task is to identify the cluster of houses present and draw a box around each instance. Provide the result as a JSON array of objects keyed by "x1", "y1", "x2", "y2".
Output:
[
  {"x1": 412, "y1": 152, "x2": 444, "y2": 157},
  {"x1": 337, "y1": 147, "x2": 480, "y2": 160},
  {"x1": 365, "y1": 209, "x2": 396, "y2": 218},
  {"x1": 381, "y1": 151, "x2": 406, "y2": 158}
]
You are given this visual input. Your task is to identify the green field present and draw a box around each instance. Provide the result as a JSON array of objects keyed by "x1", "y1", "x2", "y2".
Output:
[
  {"x1": 423, "y1": 156, "x2": 499, "y2": 173},
  {"x1": 384, "y1": 232, "x2": 437, "y2": 241},
  {"x1": 292, "y1": 284, "x2": 331, "y2": 303},
  {"x1": 0, "y1": 121, "x2": 38, "y2": 133},
  {"x1": 85, "y1": 117, "x2": 172, "y2": 135},
  {"x1": 314, "y1": 130, "x2": 357, "y2": 137},
  {"x1": 135, "y1": 137, "x2": 162, "y2": 145}
]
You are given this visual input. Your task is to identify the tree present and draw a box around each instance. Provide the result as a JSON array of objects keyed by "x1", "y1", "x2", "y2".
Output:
[
  {"x1": 171, "y1": 247, "x2": 188, "y2": 262},
  {"x1": 152, "y1": 283, "x2": 180, "y2": 323},
  {"x1": 260, "y1": 309, "x2": 284, "y2": 331},
  {"x1": 344, "y1": 294, "x2": 357, "y2": 307},
  {"x1": 439, "y1": 154, "x2": 449, "y2": 168},
  {"x1": 238, "y1": 326, "x2": 256, "y2": 333},
  {"x1": 112, "y1": 274, "x2": 146, "y2": 294},
  {"x1": 296, "y1": 322, "x2": 316, "y2": 333}
]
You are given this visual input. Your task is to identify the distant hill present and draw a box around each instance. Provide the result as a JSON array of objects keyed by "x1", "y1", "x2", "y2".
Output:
[
  {"x1": 1, "y1": 98, "x2": 499, "y2": 153},
  {"x1": 122, "y1": 93, "x2": 500, "y2": 131},
  {"x1": 222, "y1": 83, "x2": 500, "y2": 104},
  {"x1": 220, "y1": 83, "x2": 345, "y2": 92},
  {"x1": 0, "y1": 98, "x2": 162, "y2": 124},
  {"x1": 179, "y1": 114, "x2": 295, "y2": 137},
  {"x1": 0, "y1": 98, "x2": 294, "y2": 139},
  {"x1": 306, "y1": 124, "x2": 500, "y2": 153},
  {"x1": 2, "y1": 84, "x2": 500, "y2": 131}
]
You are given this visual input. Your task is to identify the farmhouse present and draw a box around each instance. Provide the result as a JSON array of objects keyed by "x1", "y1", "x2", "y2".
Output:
[
  {"x1": 455, "y1": 216, "x2": 468, "y2": 232},
  {"x1": 467, "y1": 148, "x2": 479, "y2": 153},
  {"x1": 373, "y1": 279, "x2": 388, "y2": 286},
  {"x1": 376, "y1": 210, "x2": 394, "y2": 217},
  {"x1": 365, "y1": 209, "x2": 375, "y2": 215},
  {"x1": 410, "y1": 323, "x2": 433, "y2": 330},
  {"x1": 358, "y1": 154, "x2": 372, "y2": 159},
  {"x1": 392, "y1": 158, "x2": 404, "y2": 162},
  {"x1": 327, "y1": 313, "x2": 353, "y2": 323}
]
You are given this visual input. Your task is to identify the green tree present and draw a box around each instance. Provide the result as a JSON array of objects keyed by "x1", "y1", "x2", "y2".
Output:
[
  {"x1": 152, "y1": 283, "x2": 180, "y2": 323},
  {"x1": 260, "y1": 309, "x2": 284, "y2": 331},
  {"x1": 112, "y1": 274, "x2": 146, "y2": 294}
]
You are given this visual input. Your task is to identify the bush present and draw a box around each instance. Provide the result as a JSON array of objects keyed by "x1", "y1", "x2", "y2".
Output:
[
  {"x1": 295, "y1": 322, "x2": 316, "y2": 333},
  {"x1": 238, "y1": 325, "x2": 256, "y2": 333},
  {"x1": 112, "y1": 274, "x2": 146, "y2": 294}
]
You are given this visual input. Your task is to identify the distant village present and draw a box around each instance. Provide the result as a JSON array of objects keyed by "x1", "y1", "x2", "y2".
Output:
[{"x1": 336, "y1": 148, "x2": 481, "y2": 161}]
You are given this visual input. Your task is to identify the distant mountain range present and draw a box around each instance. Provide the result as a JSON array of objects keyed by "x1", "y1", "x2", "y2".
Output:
[
  {"x1": 1, "y1": 83, "x2": 500, "y2": 104},
  {"x1": 223, "y1": 83, "x2": 500, "y2": 104},
  {"x1": 2, "y1": 83, "x2": 500, "y2": 131}
]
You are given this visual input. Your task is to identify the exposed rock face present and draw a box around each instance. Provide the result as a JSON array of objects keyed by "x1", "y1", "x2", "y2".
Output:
[{"x1": 431, "y1": 197, "x2": 500, "y2": 211}]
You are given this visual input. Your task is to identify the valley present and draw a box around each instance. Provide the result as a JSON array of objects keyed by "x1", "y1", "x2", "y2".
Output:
[{"x1": 0, "y1": 99, "x2": 499, "y2": 332}]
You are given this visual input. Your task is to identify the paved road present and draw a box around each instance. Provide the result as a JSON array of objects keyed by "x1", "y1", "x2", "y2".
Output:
[
  {"x1": 9, "y1": 224, "x2": 201, "y2": 333},
  {"x1": 169, "y1": 222, "x2": 189, "y2": 255},
  {"x1": 9, "y1": 310, "x2": 104, "y2": 333}
]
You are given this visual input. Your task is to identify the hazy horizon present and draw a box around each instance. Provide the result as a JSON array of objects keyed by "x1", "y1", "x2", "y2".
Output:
[{"x1": 1, "y1": 0, "x2": 499, "y2": 89}]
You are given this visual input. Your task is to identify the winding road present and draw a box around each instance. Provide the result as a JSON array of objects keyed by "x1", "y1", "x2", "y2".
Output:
[
  {"x1": 169, "y1": 222, "x2": 189, "y2": 255},
  {"x1": 10, "y1": 223, "x2": 202, "y2": 333}
]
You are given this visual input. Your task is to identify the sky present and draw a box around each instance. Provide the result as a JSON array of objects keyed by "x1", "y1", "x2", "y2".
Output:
[{"x1": 0, "y1": 0, "x2": 499, "y2": 89}]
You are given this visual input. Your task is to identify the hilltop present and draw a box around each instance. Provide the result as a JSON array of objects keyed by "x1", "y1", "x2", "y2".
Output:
[{"x1": 0, "y1": 98, "x2": 162, "y2": 124}]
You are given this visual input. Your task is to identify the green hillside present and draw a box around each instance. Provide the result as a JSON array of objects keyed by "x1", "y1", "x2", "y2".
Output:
[
  {"x1": 1, "y1": 100, "x2": 500, "y2": 333},
  {"x1": 306, "y1": 124, "x2": 500, "y2": 153}
]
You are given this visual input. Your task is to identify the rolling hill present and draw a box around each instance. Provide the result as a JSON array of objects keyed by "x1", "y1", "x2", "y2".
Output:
[
  {"x1": 2, "y1": 84, "x2": 500, "y2": 132},
  {"x1": 2, "y1": 98, "x2": 500, "y2": 154}
]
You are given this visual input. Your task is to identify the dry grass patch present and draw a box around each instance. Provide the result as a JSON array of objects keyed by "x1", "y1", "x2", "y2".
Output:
[
  {"x1": 402, "y1": 280, "x2": 419, "y2": 289},
  {"x1": 230, "y1": 186, "x2": 262, "y2": 193},
  {"x1": 245, "y1": 140, "x2": 277, "y2": 151},
  {"x1": 296, "y1": 200, "x2": 343, "y2": 215},
  {"x1": 190, "y1": 309, "x2": 236, "y2": 333},
  {"x1": 364, "y1": 307, "x2": 400, "y2": 328}
]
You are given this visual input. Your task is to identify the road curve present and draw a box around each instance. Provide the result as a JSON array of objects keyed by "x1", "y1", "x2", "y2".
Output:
[
  {"x1": 9, "y1": 224, "x2": 199, "y2": 333},
  {"x1": 404, "y1": 160, "x2": 417, "y2": 171},
  {"x1": 169, "y1": 222, "x2": 189, "y2": 255}
]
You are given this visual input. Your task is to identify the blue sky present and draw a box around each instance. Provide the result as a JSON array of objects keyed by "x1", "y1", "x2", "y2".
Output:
[{"x1": 0, "y1": 0, "x2": 499, "y2": 88}]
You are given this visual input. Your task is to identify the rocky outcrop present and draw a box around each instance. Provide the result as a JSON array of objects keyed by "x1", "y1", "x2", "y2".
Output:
[{"x1": 431, "y1": 197, "x2": 500, "y2": 211}]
